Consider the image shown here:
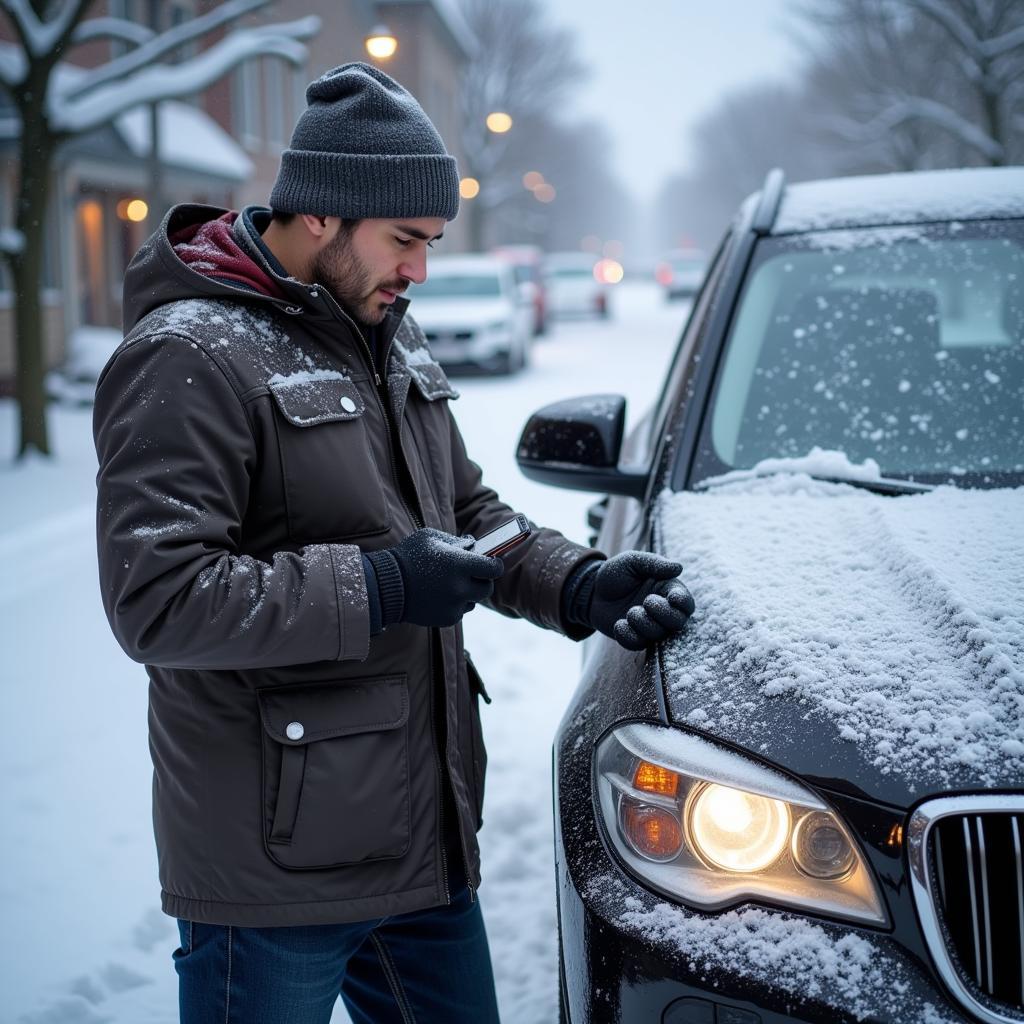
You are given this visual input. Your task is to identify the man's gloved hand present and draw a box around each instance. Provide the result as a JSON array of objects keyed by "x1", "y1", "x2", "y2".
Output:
[
  {"x1": 570, "y1": 552, "x2": 695, "y2": 651},
  {"x1": 364, "y1": 528, "x2": 504, "y2": 630}
]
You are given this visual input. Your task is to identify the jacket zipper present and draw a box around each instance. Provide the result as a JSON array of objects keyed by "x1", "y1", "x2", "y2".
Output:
[
  {"x1": 302, "y1": 290, "x2": 475, "y2": 903},
  {"x1": 318, "y1": 291, "x2": 476, "y2": 899},
  {"x1": 324, "y1": 294, "x2": 423, "y2": 532}
]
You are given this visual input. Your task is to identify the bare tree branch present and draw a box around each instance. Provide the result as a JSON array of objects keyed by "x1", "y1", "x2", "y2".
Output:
[
  {"x1": 51, "y1": 16, "x2": 318, "y2": 135},
  {"x1": 61, "y1": 0, "x2": 271, "y2": 100},
  {"x1": 0, "y1": 0, "x2": 87, "y2": 58},
  {"x1": 984, "y1": 21, "x2": 1024, "y2": 57},
  {"x1": 71, "y1": 16, "x2": 155, "y2": 47}
]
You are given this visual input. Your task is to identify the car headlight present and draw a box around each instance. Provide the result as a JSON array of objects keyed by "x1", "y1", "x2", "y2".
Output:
[
  {"x1": 595, "y1": 722, "x2": 888, "y2": 926},
  {"x1": 484, "y1": 320, "x2": 511, "y2": 335}
]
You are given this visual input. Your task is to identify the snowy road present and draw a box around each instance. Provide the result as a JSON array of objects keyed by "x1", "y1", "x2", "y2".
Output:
[{"x1": 0, "y1": 280, "x2": 686, "y2": 1024}]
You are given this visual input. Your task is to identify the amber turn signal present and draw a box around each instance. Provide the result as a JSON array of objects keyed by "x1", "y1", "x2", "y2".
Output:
[
  {"x1": 620, "y1": 802, "x2": 684, "y2": 862},
  {"x1": 633, "y1": 760, "x2": 680, "y2": 797}
]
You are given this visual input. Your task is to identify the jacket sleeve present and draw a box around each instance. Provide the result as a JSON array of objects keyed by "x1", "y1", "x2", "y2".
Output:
[
  {"x1": 447, "y1": 408, "x2": 604, "y2": 637},
  {"x1": 93, "y1": 332, "x2": 370, "y2": 670}
]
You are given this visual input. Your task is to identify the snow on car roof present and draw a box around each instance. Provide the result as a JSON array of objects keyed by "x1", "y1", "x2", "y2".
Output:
[
  {"x1": 657, "y1": 465, "x2": 1024, "y2": 790},
  {"x1": 773, "y1": 166, "x2": 1024, "y2": 234}
]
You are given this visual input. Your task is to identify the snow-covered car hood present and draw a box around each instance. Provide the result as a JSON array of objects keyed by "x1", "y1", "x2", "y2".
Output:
[
  {"x1": 657, "y1": 473, "x2": 1024, "y2": 807},
  {"x1": 409, "y1": 297, "x2": 513, "y2": 330}
]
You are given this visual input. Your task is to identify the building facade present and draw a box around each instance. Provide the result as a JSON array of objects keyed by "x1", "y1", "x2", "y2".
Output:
[{"x1": 0, "y1": 0, "x2": 472, "y2": 390}]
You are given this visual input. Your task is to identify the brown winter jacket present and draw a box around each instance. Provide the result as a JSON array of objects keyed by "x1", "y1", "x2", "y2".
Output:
[{"x1": 93, "y1": 205, "x2": 601, "y2": 927}]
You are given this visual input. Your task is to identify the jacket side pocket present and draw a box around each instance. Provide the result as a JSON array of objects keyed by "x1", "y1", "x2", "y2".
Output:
[
  {"x1": 258, "y1": 675, "x2": 410, "y2": 870},
  {"x1": 464, "y1": 652, "x2": 490, "y2": 831}
]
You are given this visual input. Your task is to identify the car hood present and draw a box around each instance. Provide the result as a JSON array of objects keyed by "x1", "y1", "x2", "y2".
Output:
[
  {"x1": 656, "y1": 473, "x2": 1024, "y2": 808},
  {"x1": 408, "y1": 297, "x2": 510, "y2": 328}
]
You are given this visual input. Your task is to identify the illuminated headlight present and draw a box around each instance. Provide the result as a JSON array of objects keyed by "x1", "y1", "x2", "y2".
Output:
[{"x1": 595, "y1": 723, "x2": 888, "y2": 926}]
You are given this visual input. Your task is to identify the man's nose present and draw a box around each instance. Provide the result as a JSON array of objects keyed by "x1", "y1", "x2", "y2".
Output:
[{"x1": 398, "y1": 250, "x2": 428, "y2": 285}]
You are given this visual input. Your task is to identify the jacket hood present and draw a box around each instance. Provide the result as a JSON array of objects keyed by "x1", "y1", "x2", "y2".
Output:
[
  {"x1": 656, "y1": 474, "x2": 1024, "y2": 808},
  {"x1": 170, "y1": 209, "x2": 289, "y2": 301},
  {"x1": 123, "y1": 205, "x2": 284, "y2": 334}
]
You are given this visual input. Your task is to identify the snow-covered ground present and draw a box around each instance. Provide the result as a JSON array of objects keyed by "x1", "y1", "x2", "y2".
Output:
[{"x1": 0, "y1": 280, "x2": 686, "y2": 1023}]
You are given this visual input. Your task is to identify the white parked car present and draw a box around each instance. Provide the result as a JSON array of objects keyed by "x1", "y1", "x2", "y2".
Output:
[
  {"x1": 544, "y1": 252, "x2": 609, "y2": 320},
  {"x1": 45, "y1": 326, "x2": 122, "y2": 405},
  {"x1": 408, "y1": 255, "x2": 532, "y2": 374}
]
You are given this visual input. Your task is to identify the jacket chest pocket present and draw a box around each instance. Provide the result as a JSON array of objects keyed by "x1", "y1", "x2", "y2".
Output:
[
  {"x1": 269, "y1": 376, "x2": 391, "y2": 542},
  {"x1": 258, "y1": 675, "x2": 410, "y2": 870}
]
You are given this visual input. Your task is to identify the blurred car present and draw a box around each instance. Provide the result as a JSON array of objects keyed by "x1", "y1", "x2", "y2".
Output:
[
  {"x1": 516, "y1": 166, "x2": 1024, "y2": 1023},
  {"x1": 544, "y1": 252, "x2": 610, "y2": 320},
  {"x1": 655, "y1": 248, "x2": 708, "y2": 300},
  {"x1": 408, "y1": 254, "x2": 532, "y2": 375},
  {"x1": 45, "y1": 325, "x2": 122, "y2": 405},
  {"x1": 493, "y1": 244, "x2": 548, "y2": 336}
]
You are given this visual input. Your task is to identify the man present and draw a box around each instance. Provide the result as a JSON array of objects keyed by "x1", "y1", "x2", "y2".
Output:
[{"x1": 94, "y1": 63, "x2": 693, "y2": 1023}]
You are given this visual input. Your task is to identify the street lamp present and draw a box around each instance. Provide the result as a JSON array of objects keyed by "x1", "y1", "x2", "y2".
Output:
[
  {"x1": 365, "y1": 24, "x2": 398, "y2": 60},
  {"x1": 485, "y1": 111, "x2": 513, "y2": 133},
  {"x1": 459, "y1": 177, "x2": 480, "y2": 199}
]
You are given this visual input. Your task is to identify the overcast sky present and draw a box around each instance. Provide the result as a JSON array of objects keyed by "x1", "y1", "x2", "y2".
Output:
[{"x1": 543, "y1": 0, "x2": 803, "y2": 204}]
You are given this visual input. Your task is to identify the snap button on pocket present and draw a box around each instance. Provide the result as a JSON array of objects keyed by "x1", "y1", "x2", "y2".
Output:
[
  {"x1": 285, "y1": 721, "x2": 305, "y2": 741},
  {"x1": 339, "y1": 396, "x2": 357, "y2": 413}
]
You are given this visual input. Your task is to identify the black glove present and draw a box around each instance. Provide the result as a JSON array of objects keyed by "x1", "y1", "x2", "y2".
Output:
[
  {"x1": 364, "y1": 528, "x2": 504, "y2": 630},
  {"x1": 568, "y1": 552, "x2": 695, "y2": 651}
]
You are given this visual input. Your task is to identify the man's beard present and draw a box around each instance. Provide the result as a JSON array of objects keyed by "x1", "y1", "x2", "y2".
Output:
[{"x1": 311, "y1": 231, "x2": 407, "y2": 327}]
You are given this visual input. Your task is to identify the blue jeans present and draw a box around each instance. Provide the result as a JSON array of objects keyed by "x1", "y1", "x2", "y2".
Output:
[{"x1": 174, "y1": 884, "x2": 501, "y2": 1024}]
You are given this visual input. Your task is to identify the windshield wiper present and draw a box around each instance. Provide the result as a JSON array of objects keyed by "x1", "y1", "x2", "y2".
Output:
[{"x1": 698, "y1": 470, "x2": 934, "y2": 495}]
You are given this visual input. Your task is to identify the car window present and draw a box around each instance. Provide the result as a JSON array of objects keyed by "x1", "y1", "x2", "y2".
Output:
[
  {"x1": 647, "y1": 233, "x2": 733, "y2": 454},
  {"x1": 699, "y1": 220, "x2": 1024, "y2": 486},
  {"x1": 411, "y1": 274, "x2": 502, "y2": 298}
]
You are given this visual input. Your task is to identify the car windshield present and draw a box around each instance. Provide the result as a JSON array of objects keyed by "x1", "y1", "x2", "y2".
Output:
[
  {"x1": 700, "y1": 219, "x2": 1024, "y2": 487},
  {"x1": 412, "y1": 273, "x2": 501, "y2": 298},
  {"x1": 550, "y1": 265, "x2": 594, "y2": 279}
]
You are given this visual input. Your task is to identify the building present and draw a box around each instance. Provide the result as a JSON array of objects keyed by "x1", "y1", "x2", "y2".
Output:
[{"x1": 0, "y1": 0, "x2": 472, "y2": 390}]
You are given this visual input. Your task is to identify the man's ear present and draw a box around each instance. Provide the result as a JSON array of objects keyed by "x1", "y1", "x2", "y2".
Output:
[{"x1": 300, "y1": 213, "x2": 331, "y2": 240}]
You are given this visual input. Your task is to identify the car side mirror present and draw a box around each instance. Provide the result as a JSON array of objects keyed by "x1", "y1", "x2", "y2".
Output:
[{"x1": 516, "y1": 394, "x2": 648, "y2": 499}]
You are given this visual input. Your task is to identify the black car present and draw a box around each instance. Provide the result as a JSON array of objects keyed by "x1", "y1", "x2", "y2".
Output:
[{"x1": 516, "y1": 166, "x2": 1024, "y2": 1024}]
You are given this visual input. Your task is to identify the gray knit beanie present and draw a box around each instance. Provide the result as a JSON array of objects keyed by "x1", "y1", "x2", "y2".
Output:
[{"x1": 269, "y1": 62, "x2": 460, "y2": 221}]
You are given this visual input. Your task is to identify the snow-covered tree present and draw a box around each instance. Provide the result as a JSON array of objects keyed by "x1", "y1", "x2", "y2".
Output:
[
  {"x1": 0, "y1": 0, "x2": 318, "y2": 458},
  {"x1": 800, "y1": 0, "x2": 1024, "y2": 170},
  {"x1": 456, "y1": 0, "x2": 587, "y2": 249}
]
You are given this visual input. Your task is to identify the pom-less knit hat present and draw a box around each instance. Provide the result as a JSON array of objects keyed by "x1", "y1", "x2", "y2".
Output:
[{"x1": 269, "y1": 62, "x2": 460, "y2": 221}]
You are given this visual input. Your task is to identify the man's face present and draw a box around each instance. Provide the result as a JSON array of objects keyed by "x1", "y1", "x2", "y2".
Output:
[{"x1": 312, "y1": 217, "x2": 445, "y2": 327}]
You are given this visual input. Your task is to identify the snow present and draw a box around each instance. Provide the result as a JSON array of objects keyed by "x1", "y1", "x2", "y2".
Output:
[
  {"x1": 0, "y1": 226, "x2": 25, "y2": 255},
  {"x1": 699, "y1": 446, "x2": 882, "y2": 488},
  {"x1": 612, "y1": 893, "x2": 960, "y2": 1023},
  {"x1": 773, "y1": 167, "x2": 1024, "y2": 234},
  {"x1": 0, "y1": 281, "x2": 681, "y2": 1023},
  {"x1": 0, "y1": 41, "x2": 252, "y2": 183},
  {"x1": 658, "y1": 474, "x2": 1024, "y2": 788},
  {"x1": 51, "y1": 19, "x2": 317, "y2": 135},
  {"x1": 116, "y1": 102, "x2": 253, "y2": 182},
  {"x1": 267, "y1": 368, "x2": 352, "y2": 386}
]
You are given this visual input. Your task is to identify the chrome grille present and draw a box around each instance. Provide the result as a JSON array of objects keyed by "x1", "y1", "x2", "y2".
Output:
[{"x1": 908, "y1": 796, "x2": 1024, "y2": 1024}]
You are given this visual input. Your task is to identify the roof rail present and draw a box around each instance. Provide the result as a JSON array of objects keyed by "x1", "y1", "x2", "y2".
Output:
[{"x1": 751, "y1": 168, "x2": 785, "y2": 235}]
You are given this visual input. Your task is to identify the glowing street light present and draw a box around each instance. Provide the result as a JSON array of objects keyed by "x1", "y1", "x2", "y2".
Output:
[
  {"x1": 459, "y1": 177, "x2": 480, "y2": 199},
  {"x1": 522, "y1": 170, "x2": 544, "y2": 190},
  {"x1": 485, "y1": 111, "x2": 513, "y2": 133},
  {"x1": 533, "y1": 182, "x2": 556, "y2": 203},
  {"x1": 365, "y1": 25, "x2": 398, "y2": 59},
  {"x1": 117, "y1": 198, "x2": 149, "y2": 222}
]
